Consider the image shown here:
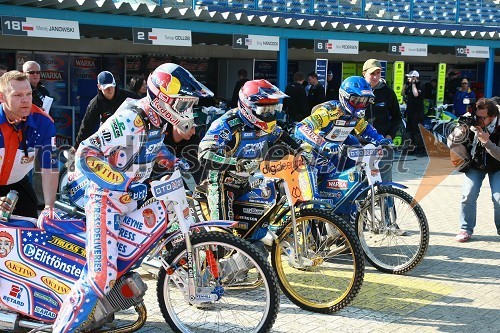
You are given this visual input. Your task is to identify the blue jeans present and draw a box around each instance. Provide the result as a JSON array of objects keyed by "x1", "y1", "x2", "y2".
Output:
[{"x1": 460, "y1": 168, "x2": 500, "y2": 234}]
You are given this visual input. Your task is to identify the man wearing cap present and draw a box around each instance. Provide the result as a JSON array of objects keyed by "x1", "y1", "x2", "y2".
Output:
[
  {"x1": 362, "y1": 59, "x2": 402, "y2": 182},
  {"x1": 403, "y1": 70, "x2": 426, "y2": 156},
  {"x1": 74, "y1": 71, "x2": 137, "y2": 149},
  {"x1": 453, "y1": 78, "x2": 476, "y2": 117}
]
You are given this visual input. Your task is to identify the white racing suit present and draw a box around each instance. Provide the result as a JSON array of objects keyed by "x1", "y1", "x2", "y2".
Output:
[{"x1": 53, "y1": 99, "x2": 176, "y2": 333}]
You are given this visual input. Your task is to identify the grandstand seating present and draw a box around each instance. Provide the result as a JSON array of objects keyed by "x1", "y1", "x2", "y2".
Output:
[{"x1": 192, "y1": 0, "x2": 499, "y2": 26}]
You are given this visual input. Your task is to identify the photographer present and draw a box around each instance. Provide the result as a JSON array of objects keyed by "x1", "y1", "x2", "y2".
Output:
[
  {"x1": 403, "y1": 70, "x2": 425, "y2": 156},
  {"x1": 454, "y1": 98, "x2": 500, "y2": 242}
]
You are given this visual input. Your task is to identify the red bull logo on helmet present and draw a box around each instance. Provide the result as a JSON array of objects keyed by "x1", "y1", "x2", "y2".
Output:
[{"x1": 154, "y1": 71, "x2": 181, "y2": 95}]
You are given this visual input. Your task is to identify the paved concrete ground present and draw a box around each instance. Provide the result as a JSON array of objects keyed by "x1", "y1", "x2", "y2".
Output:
[{"x1": 116, "y1": 154, "x2": 500, "y2": 333}]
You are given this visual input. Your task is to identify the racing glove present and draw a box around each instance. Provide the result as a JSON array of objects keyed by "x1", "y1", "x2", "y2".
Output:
[
  {"x1": 174, "y1": 158, "x2": 191, "y2": 171},
  {"x1": 320, "y1": 142, "x2": 340, "y2": 159}
]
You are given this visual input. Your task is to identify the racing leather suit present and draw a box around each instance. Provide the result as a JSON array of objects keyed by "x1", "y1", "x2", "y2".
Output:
[
  {"x1": 198, "y1": 109, "x2": 299, "y2": 225},
  {"x1": 53, "y1": 99, "x2": 176, "y2": 333},
  {"x1": 295, "y1": 101, "x2": 385, "y2": 174}
]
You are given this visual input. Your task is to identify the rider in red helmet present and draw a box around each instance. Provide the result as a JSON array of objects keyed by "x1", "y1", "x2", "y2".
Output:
[
  {"x1": 53, "y1": 63, "x2": 212, "y2": 333},
  {"x1": 199, "y1": 79, "x2": 299, "y2": 225}
]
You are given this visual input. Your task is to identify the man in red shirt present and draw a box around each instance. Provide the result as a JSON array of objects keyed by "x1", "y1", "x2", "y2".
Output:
[{"x1": 0, "y1": 71, "x2": 58, "y2": 218}]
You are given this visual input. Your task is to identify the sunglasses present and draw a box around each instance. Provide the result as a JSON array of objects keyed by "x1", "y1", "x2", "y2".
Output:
[
  {"x1": 348, "y1": 95, "x2": 374, "y2": 109},
  {"x1": 26, "y1": 71, "x2": 41, "y2": 75}
]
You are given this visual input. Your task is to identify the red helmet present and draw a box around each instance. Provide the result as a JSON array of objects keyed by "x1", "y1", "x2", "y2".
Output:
[
  {"x1": 147, "y1": 63, "x2": 213, "y2": 132},
  {"x1": 238, "y1": 80, "x2": 287, "y2": 133}
]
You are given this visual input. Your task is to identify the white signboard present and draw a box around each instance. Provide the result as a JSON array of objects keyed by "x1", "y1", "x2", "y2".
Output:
[
  {"x1": 1, "y1": 16, "x2": 80, "y2": 40},
  {"x1": 389, "y1": 43, "x2": 428, "y2": 57},
  {"x1": 314, "y1": 39, "x2": 359, "y2": 54},
  {"x1": 456, "y1": 45, "x2": 490, "y2": 58},
  {"x1": 233, "y1": 34, "x2": 280, "y2": 51},
  {"x1": 133, "y1": 27, "x2": 192, "y2": 47}
]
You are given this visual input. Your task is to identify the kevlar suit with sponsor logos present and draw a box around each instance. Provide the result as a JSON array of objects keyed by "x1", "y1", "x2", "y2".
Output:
[
  {"x1": 198, "y1": 109, "x2": 300, "y2": 240},
  {"x1": 53, "y1": 98, "x2": 176, "y2": 333},
  {"x1": 295, "y1": 100, "x2": 385, "y2": 176}
]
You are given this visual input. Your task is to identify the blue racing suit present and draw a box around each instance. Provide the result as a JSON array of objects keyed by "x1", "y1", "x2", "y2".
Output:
[
  {"x1": 53, "y1": 98, "x2": 176, "y2": 333},
  {"x1": 198, "y1": 109, "x2": 299, "y2": 223},
  {"x1": 295, "y1": 101, "x2": 385, "y2": 174}
]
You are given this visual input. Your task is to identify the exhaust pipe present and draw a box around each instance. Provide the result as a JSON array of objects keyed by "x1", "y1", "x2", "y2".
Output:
[
  {"x1": 1, "y1": 310, "x2": 53, "y2": 332},
  {"x1": 0, "y1": 310, "x2": 18, "y2": 330}
]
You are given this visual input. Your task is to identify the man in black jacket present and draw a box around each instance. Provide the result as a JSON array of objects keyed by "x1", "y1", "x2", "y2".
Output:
[
  {"x1": 307, "y1": 72, "x2": 325, "y2": 111},
  {"x1": 74, "y1": 71, "x2": 137, "y2": 148},
  {"x1": 22, "y1": 61, "x2": 50, "y2": 111},
  {"x1": 362, "y1": 59, "x2": 402, "y2": 142},
  {"x1": 362, "y1": 59, "x2": 402, "y2": 186},
  {"x1": 284, "y1": 71, "x2": 309, "y2": 123}
]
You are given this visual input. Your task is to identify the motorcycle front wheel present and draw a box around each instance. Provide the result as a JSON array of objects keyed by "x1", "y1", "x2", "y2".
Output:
[
  {"x1": 271, "y1": 208, "x2": 365, "y2": 314},
  {"x1": 355, "y1": 186, "x2": 429, "y2": 274},
  {"x1": 157, "y1": 231, "x2": 280, "y2": 333}
]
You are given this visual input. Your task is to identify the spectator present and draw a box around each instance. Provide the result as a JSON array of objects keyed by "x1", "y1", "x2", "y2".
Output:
[
  {"x1": 424, "y1": 78, "x2": 437, "y2": 113},
  {"x1": 454, "y1": 98, "x2": 500, "y2": 242},
  {"x1": 22, "y1": 61, "x2": 50, "y2": 110},
  {"x1": 0, "y1": 64, "x2": 8, "y2": 77},
  {"x1": 453, "y1": 78, "x2": 476, "y2": 117},
  {"x1": 74, "y1": 71, "x2": 137, "y2": 149},
  {"x1": 445, "y1": 71, "x2": 462, "y2": 105},
  {"x1": 325, "y1": 71, "x2": 339, "y2": 101},
  {"x1": 0, "y1": 71, "x2": 58, "y2": 218},
  {"x1": 307, "y1": 72, "x2": 325, "y2": 111},
  {"x1": 403, "y1": 70, "x2": 426, "y2": 156},
  {"x1": 362, "y1": 59, "x2": 402, "y2": 182},
  {"x1": 127, "y1": 75, "x2": 147, "y2": 98},
  {"x1": 229, "y1": 69, "x2": 249, "y2": 108},
  {"x1": 283, "y1": 71, "x2": 309, "y2": 123}
]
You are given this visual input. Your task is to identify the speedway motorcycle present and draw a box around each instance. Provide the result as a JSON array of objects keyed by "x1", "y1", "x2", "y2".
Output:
[
  {"x1": 188, "y1": 147, "x2": 365, "y2": 314},
  {"x1": 0, "y1": 169, "x2": 280, "y2": 333},
  {"x1": 312, "y1": 144, "x2": 429, "y2": 274}
]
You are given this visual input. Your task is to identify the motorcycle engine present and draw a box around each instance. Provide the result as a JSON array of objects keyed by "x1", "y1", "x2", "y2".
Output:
[{"x1": 82, "y1": 272, "x2": 148, "y2": 331}]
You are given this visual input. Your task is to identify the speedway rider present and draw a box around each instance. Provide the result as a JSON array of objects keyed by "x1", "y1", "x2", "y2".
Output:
[
  {"x1": 198, "y1": 79, "x2": 299, "y2": 238},
  {"x1": 295, "y1": 76, "x2": 391, "y2": 174},
  {"x1": 52, "y1": 64, "x2": 212, "y2": 333}
]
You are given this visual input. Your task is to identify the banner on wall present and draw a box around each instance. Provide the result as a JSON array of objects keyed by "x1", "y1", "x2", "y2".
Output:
[
  {"x1": 253, "y1": 60, "x2": 277, "y2": 84},
  {"x1": 233, "y1": 34, "x2": 279, "y2": 51},
  {"x1": 455, "y1": 45, "x2": 489, "y2": 59},
  {"x1": 389, "y1": 43, "x2": 428, "y2": 57},
  {"x1": 1, "y1": 16, "x2": 80, "y2": 40},
  {"x1": 341, "y1": 63, "x2": 356, "y2": 81},
  {"x1": 177, "y1": 58, "x2": 210, "y2": 85},
  {"x1": 125, "y1": 55, "x2": 144, "y2": 84},
  {"x1": 146, "y1": 54, "x2": 173, "y2": 75},
  {"x1": 393, "y1": 61, "x2": 405, "y2": 104},
  {"x1": 69, "y1": 54, "x2": 101, "y2": 137},
  {"x1": 102, "y1": 55, "x2": 125, "y2": 88},
  {"x1": 314, "y1": 39, "x2": 359, "y2": 54},
  {"x1": 315, "y1": 59, "x2": 328, "y2": 94},
  {"x1": 436, "y1": 63, "x2": 446, "y2": 106},
  {"x1": 15, "y1": 52, "x2": 32, "y2": 71},
  {"x1": 133, "y1": 27, "x2": 192, "y2": 47}
]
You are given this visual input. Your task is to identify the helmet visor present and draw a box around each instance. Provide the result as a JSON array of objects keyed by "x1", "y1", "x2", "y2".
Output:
[
  {"x1": 255, "y1": 103, "x2": 282, "y2": 119},
  {"x1": 172, "y1": 96, "x2": 198, "y2": 114},
  {"x1": 348, "y1": 95, "x2": 374, "y2": 110}
]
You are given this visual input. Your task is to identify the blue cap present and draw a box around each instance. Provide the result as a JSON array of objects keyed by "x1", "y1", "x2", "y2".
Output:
[{"x1": 97, "y1": 71, "x2": 116, "y2": 89}]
